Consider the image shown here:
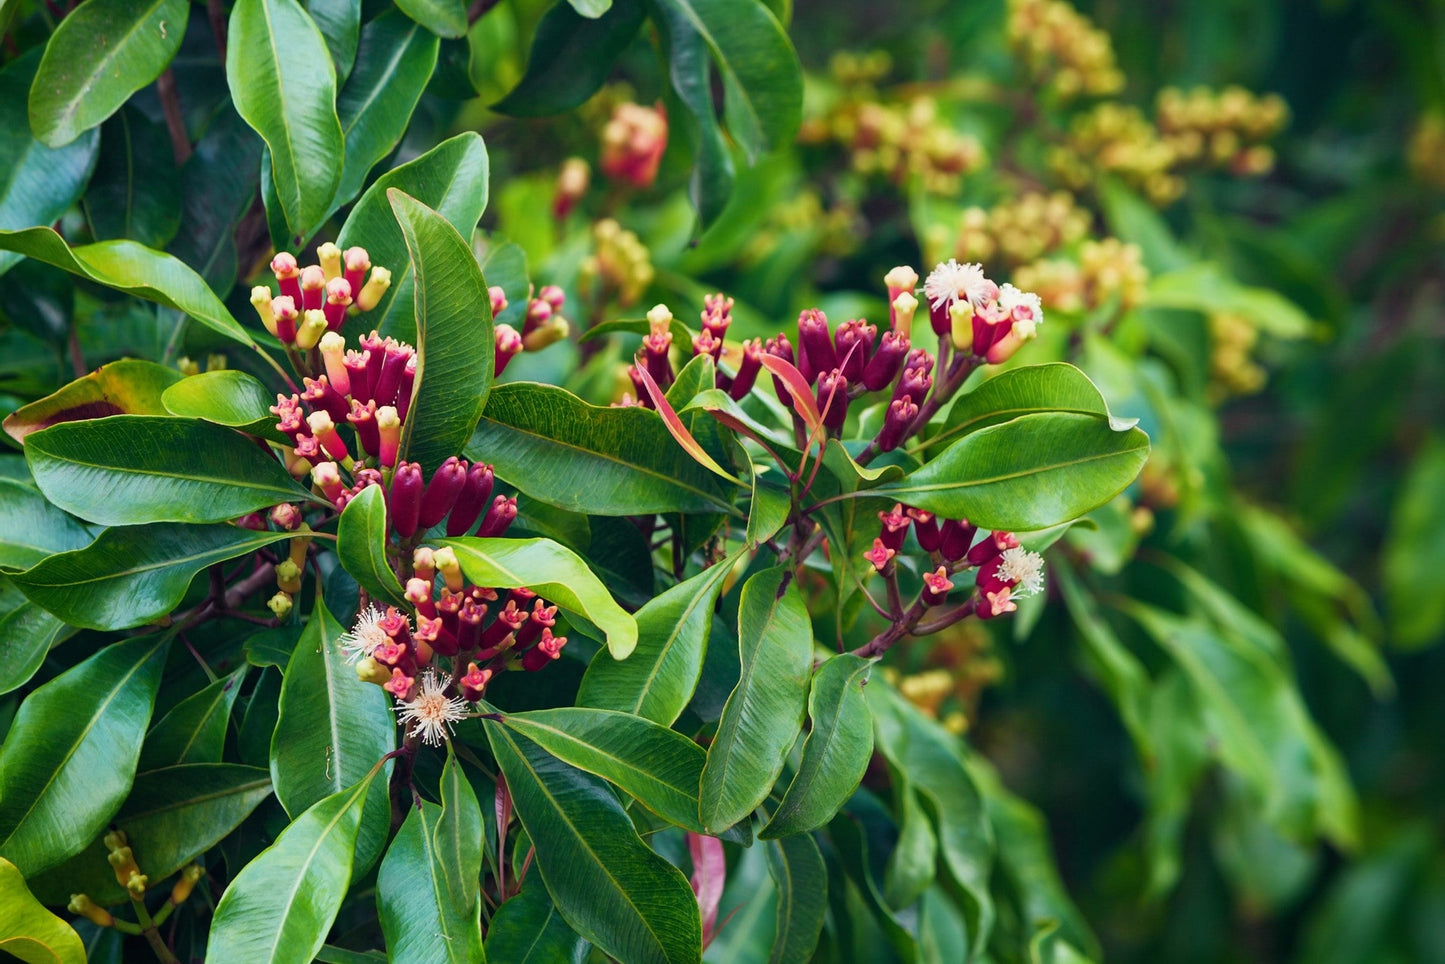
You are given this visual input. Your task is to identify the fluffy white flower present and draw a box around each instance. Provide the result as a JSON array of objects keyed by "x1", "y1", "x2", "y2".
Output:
[
  {"x1": 394, "y1": 671, "x2": 469, "y2": 747},
  {"x1": 997, "y1": 283, "x2": 1044, "y2": 325},
  {"x1": 997, "y1": 546, "x2": 1046, "y2": 596},
  {"x1": 923, "y1": 259, "x2": 992, "y2": 311},
  {"x1": 339, "y1": 605, "x2": 390, "y2": 663}
]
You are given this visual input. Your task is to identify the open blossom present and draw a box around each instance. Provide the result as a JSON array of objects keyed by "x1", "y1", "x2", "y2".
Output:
[
  {"x1": 393, "y1": 671, "x2": 469, "y2": 747},
  {"x1": 997, "y1": 283, "x2": 1044, "y2": 326},
  {"x1": 997, "y1": 546, "x2": 1046, "y2": 596},
  {"x1": 339, "y1": 605, "x2": 393, "y2": 663},
  {"x1": 923, "y1": 259, "x2": 993, "y2": 311}
]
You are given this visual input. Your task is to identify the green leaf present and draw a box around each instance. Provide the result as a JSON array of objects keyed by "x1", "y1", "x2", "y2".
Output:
[
  {"x1": 570, "y1": 0, "x2": 612, "y2": 15},
  {"x1": 761, "y1": 654, "x2": 873, "y2": 838},
  {"x1": 166, "y1": 106, "x2": 265, "y2": 293},
  {"x1": 0, "y1": 857, "x2": 85, "y2": 964},
  {"x1": 161, "y1": 370, "x2": 284, "y2": 440},
  {"x1": 26, "y1": 763, "x2": 275, "y2": 907},
  {"x1": 10, "y1": 523, "x2": 288, "y2": 631},
  {"x1": 3, "y1": 359, "x2": 182, "y2": 444},
  {"x1": 138, "y1": 665, "x2": 248, "y2": 769},
  {"x1": 1146, "y1": 263, "x2": 1315, "y2": 339},
  {"x1": 1384, "y1": 438, "x2": 1445, "y2": 648},
  {"x1": 84, "y1": 108, "x2": 182, "y2": 248},
  {"x1": 206, "y1": 772, "x2": 380, "y2": 964},
  {"x1": 336, "y1": 133, "x2": 489, "y2": 342},
  {"x1": 498, "y1": 706, "x2": 707, "y2": 832},
  {"x1": 336, "y1": 485, "x2": 407, "y2": 606},
  {"x1": 492, "y1": 0, "x2": 644, "y2": 117},
  {"x1": 226, "y1": 0, "x2": 344, "y2": 241},
  {"x1": 0, "y1": 227, "x2": 253, "y2": 345},
  {"x1": 652, "y1": 0, "x2": 734, "y2": 228},
  {"x1": 649, "y1": 0, "x2": 802, "y2": 159},
  {"x1": 699, "y1": 567, "x2": 812, "y2": 832},
  {"x1": 332, "y1": 12, "x2": 440, "y2": 209},
  {"x1": 388, "y1": 189, "x2": 494, "y2": 471},
  {"x1": 433, "y1": 748, "x2": 485, "y2": 944},
  {"x1": 271, "y1": 599, "x2": 394, "y2": 874},
  {"x1": 484, "y1": 722, "x2": 703, "y2": 964},
  {"x1": 439, "y1": 536, "x2": 638, "y2": 658},
  {"x1": 883, "y1": 777, "x2": 937, "y2": 910},
  {"x1": 873, "y1": 412, "x2": 1149, "y2": 532},
  {"x1": 25, "y1": 415, "x2": 315, "y2": 526},
  {"x1": 394, "y1": 0, "x2": 466, "y2": 37},
  {"x1": 765, "y1": 834, "x2": 827, "y2": 964},
  {"x1": 0, "y1": 633, "x2": 169, "y2": 876},
  {"x1": 468, "y1": 382, "x2": 734, "y2": 515},
  {"x1": 27, "y1": 0, "x2": 187, "y2": 147},
  {"x1": 0, "y1": 53, "x2": 99, "y2": 277},
  {"x1": 308, "y1": 0, "x2": 362, "y2": 82},
  {"x1": 576, "y1": 559, "x2": 732, "y2": 724},
  {"x1": 926, "y1": 362, "x2": 1128, "y2": 455},
  {"x1": 484, "y1": 876, "x2": 586, "y2": 963},
  {"x1": 0, "y1": 478, "x2": 94, "y2": 570},
  {"x1": 0, "y1": 577, "x2": 76, "y2": 697}
]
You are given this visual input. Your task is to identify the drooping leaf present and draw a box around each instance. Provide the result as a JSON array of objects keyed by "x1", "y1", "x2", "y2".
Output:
[
  {"x1": 0, "y1": 478, "x2": 94, "y2": 570},
  {"x1": 28, "y1": 0, "x2": 188, "y2": 147},
  {"x1": 0, "y1": 577, "x2": 76, "y2": 697},
  {"x1": 0, "y1": 857, "x2": 85, "y2": 964},
  {"x1": 226, "y1": 0, "x2": 344, "y2": 241},
  {"x1": 83, "y1": 108, "x2": 182, "y2": 248},
  {"x1": 394, "y1": 0, "x2": 466, "y2": 37},
  {"x1": 484, "y1": 875, "x2": 587, "y2": 963},
  {"x1": 765, "y1": 834, "x2": 827, "y2": 964},
  {"x1": 3, "y1": 358, "x2": 182, "y2": 444},
  {"x1": 138, "y1": 665, "x2": 248, "y2": 769},
  {"x1": 10, "y1": 523, "x2": 288, "y2": 631},
  {"x1": 336, "y1": 485, "x2": 407, "y2": 606},
  {"x1": 206, "y1": 772, "x2": 379, "y2": 964},
  {"x1": 576, "y1": 559, "x2": 732, "y2": 724},
  {"x1": 161, "y1": 369, "x2": 285, "y2": 440},
  {"x1": 492, "y1": 0, "x2": 645, "y2": 117},
  {"x1": 0, "y1": 634, "x2": 170, "y2": 876},
  {"x1": 652, "y1": 0, "x2": 734, "y2": 228},
  {"x1": 484, "y1": 722, "x2": 703, "y2": 964},
  {"x1": 761, "y1": 654, "x2": 873, "y2": 838},
  {"x1": 699, "y1": 567, "x2": 813, "y2": 833}
]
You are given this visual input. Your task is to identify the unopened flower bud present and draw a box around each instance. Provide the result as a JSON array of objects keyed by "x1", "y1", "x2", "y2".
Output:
[
  {"x1": 356, "y1": 266, "x2": 391, "y2": 312},
  {"x1": 522, "y1": 316, "x2": 570, "y2": 351},
  {"x1": 171, "y1": 863, "x2": 204, "y2": 905},
  {"x1": 729, "y1": 338, "x2": 763, "y2": 400},
  {"x1": 270, "y1": 503, "x2": 302, "y2": 530},
  {"x1": 477, "y1": 494, "x2": 518, "y2": 538},
  {"x1": 489, "y1": 285, "x2": 508, "y2": 317},
  {"x1": 539, "y1": 284, "x2": 565, "y2": 312},
  {"x1": 373, "y1": 341, "x2": 414, "y2": 409},
  {"x1": 447, "y1": 462, "x2": 495, "y2": 536},
  {"x1": 272, "y1": 252, "x2": 300, "y2": 301},
  {"x1": 966, "y1": 529, "x2": 1016, "y2": 566},
  {"x1": 343, "y1": 246, "x2": 371, "y2": 295},
  {"x1": 419, "y1": 457, "x2": 468, "y2": 529},
  {"x1": 396, "y1": 354, "x2": 418, "y2": 423},
  {"x1": 834, "y1": 319, "x2": 876, "y2": 382},
  {"x1": 318, "y1": 332, "x2": 351, "y2": 397},
  {"x1": 878, "y1": 504, "x2": 911, "y2": 551},
  {"x1": 376, "y1": 406, "x2": 401, "y2": 468},
  {"x1": 977, "y1": 586, "x2": 1017, "y2": 619},
  {"x1": 521, "y1": 628, "x2": 567, "y2": 671},
  {"x1": 384, "y1": 668, "x2": 416, "y2": 700},
  {"x1": 300, "y1": 265, "x2": 326, "y2": 312},
  {"x1": 388, "y1": 461, "x2": 424, "y2": 538},
  {"x1": 553, "y1": 156, "x2": 591, "y2": 220},
  {"x1": 316, "y1": 242, "x2": 342, "y2": 282},
  {"x1": 356, "y1": 656, "x2": 391, "y2": 686},
  {"x1": 495, "y1": 324, "x2": 523, "y2": 377},
  {"x1": 296, "y1": 309, "x2": 328, "y2": 350},
  {"x1": 941, "y1": 518, "x2": 978, "y2": 561},
  {"x1": 459, "y1": 661, "x2": 493, "y2": 701},
  {"x1": 891, "y1": 291, "x2": 919, "y2": 334},
  {"x1": 863, "y1": 329, "x2": 909, "y2": 391},
  {"x1": 251, "y1": 286, "x2": 277, "y2": 336},
  {"x1": 986, "y1": 318, "x2": 1038, "y2": 365},
  {"x1": 412, "y1": 546, "x2": 435, "y2": 584},
  {"x1": 107, "y1": 844, "x2": 140, "y2": 887},
  {"x1": 907, "y1": 507, "x2": 941, "y2": 551},
  {"x1": 275, "y1": 558, "x2": 303, "y2": 594},
  {"x1": 524, "y1": 298, "x2": 552, "y2": 335},
  {"x1": 271, "y1": 295, "x2": 299, "y2": 344},
  {"x1": 894, "y1": 362, "x2": 932, "y2": 407},
  {"x1": 68, "y1": 894, "x2": 114, "y2": 928},
  {"x1": 797, "y1": 308, "x2": 835, "y2": 384},
  {"x1": 816, "y1": 369, "x2": 849, "y2": 431},
  {"x1": 323, "y1": 277, "x2": 353, "y2": 331},
  {"x1": 306, "y1": 411, "x2": 350, "y2": 463},
  {"x1": 877, "y1": 396, "x2": 917, "y2": 452},
  {"x1": 921, "y1": 566, "x2": 954, "y2": 606},
  {"x1": 885, "y1": 265, "x2": 919, "y2": 302}
]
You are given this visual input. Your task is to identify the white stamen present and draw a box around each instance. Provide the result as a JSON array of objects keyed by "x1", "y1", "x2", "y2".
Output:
[
  {"x1": 997, "y1": 546, "x2": 1046, "y2": 596},
  {"x1": 997, "y1": 283, "x2": 1044, "y2": 326},
  {"x1": 339, "y1": 605, "x2": 391, "y2": 663},
  {"x1": 393, "y1": 671, "x2": 469, "y2": 747},
  {"x1": 924, "y1": 260, "x2": 992, "y2": 311}
]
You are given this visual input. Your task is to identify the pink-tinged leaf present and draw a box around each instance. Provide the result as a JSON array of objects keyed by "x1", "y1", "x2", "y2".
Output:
[
  {"x1": 495, "y1": 774, "x2": 514, "y2": 896},
  {"x1": 758, "y1": 353, "x2": 823, "y2": 435},
  {"x1": 689, "y1": 832, "x2": 726, "y2": 948},
  {"x1": 634, "y1": 364, "x2": 744, "y2": 485}
]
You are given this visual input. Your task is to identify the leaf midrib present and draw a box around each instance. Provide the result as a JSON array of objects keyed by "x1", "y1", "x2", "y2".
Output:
[
  {"x1": 41, "y1": 0, "x2": 174, "y2": 140},
  {"x1": 883, "y1": 444, "x2": 1144, "y2": 495},
  {"x1": 626, "y1": 566, "x2": 729, "y2": 717},
  {"x1": 19, "y1": 532, "x2": 280, "y2": 591}
]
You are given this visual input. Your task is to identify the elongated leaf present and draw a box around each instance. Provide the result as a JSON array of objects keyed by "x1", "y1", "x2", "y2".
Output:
[
  {"x1": 0, "y1": 634, "x2": 169, "y2": 876},
  {"x1": 227, "y1": 0, "x2": 344, "y2": 240},
  {"x1": 499, "y1": 706, "x2": 706, "y2": 831},
  {"x1": 337, "y1": 485, "x2": 406, "y2": 606},
  {"x1": 492, "y1": 0, "x2": 645, "y2": 116},
  {"x1": 84, "y1": 108, "x2": 182, "y2": 247},
  {"x1": 0, "y1": 227, "x2": 252, "y2": 345},
  {"x1": 765, "y1": 834, "x2": 827, "y2": 964},
  {"x1": 440, "y1": 536, "x2": 637, "y2": 658},
  {"x1": 761, "y1": 654, "x2": 873, "y2": 838},
  {"x1": 166, "y1": 106, "x2": 265, "y2": 293},
  {"x1": 468, "y1": 382, "x2": 734, "y2": 515},
  {"x1": 652, "y1": 0, "x2": 734, "y2": 227},
  {"x1": 873, "y1": 412, "x2": 1148, "y2": 532},
  {"x1": 11, "y1": 523, "x2": 288, "y2": 630},
  {"x1": 333, "y1": 13, "x2": 439, "y2": 208},
  {"x1": 26, "y1": 415, "x2": 315, "y2": 525},
  {"x1": 0, "y1": 577, "x2": 76, "y2": 697},
  {"x1": 1384, "y1": 437, "x2": 1445, "y2": 648},
  {"x1": 27, "y1": 763, "x2": 275, "y2": 907},
  {"x1": 206, "y1": 772, "x2": 378, "y2": 964},
  {"x1": 699, "y1": 567, "x2": 812, "y2": 832},
  {"x1": 3, "y1": 358, "x2": 182, "y2": 444},
  {"x1": 388, "y1": 190, "x2": 493, "y2": 471},
  {"x1": 576, "y1": 559, "x2": 731, "y2": 724},
  {"x1": 634, "y1": 362, "x2": 742, "y2": 485},
  {"x1": 0, "y1": 857, "x2": 85, "y2": 964},
  {"x1": 0, "y1": 53, "x2": 99, "y2": 277},
  {"x1": 161, "y1": 369, "x2": 284, "y2": 440},
  {"x1": 28, "y1": 0, "x2": 187, "y2": 147},
  {"x1": 434, "y1": 749, "x2": 484, "y2": 936},
  {"x1": 395, "y1": 0, "x2": 465, "y2": 37},
  {"x1": 484, "y1": 876, "x2": 586, "y2": 963},
  {"x1": 927, "y1": 362, "x2": 1127, "y2": 454},
  {"x1": 139, "y1": 665, "x2": 248, "y2": 769},
  {"x1": 484, "y1": 722, "x2": 703, "y2": 964},
  {"x1": 308, "y1": 0, "x2": 362, "y2": 82},
  {"x1": 0, "y1": 478, "x2": 93, "y2": 570}
]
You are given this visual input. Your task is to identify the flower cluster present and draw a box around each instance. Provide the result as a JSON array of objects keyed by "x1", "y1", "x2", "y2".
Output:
[
  {"x1": 1208, "y1": 311, "x2": 1268, "y2": 401},
  {"x1": 600, "y1": 101, "x2": 668, "y2": 189},
  {"x1": 579, "y1": 218, "x2": 654, "y2": 309},
  {"x1": 939, "y1": 190, "x2": 1091, "y2": 267},
  {"x1": 1006, "y1": 0, "x2": 1124, "y2": 100},
  {"x1": 801, "y1": 93, "x2": 985, "y2": 196},
  {"x1": 1013, "y1": 237, "x2": 1148, "y2": 314},
  {"x1": 252, "y1": 244, "x2": 391, "y2": 351},
  {"x1": 1155, "y1": 85, "x2": 1286, "y2": 175}
]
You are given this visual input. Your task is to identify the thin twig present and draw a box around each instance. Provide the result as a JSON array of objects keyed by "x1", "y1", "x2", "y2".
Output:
[{"x1": 155, "y1": 68, "x2": 191, "y2": 165}]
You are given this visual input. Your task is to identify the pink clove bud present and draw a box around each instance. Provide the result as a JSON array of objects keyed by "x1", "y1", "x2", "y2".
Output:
[{"x1": 388, "y1": 462, "x2": 424, "y2": 537}]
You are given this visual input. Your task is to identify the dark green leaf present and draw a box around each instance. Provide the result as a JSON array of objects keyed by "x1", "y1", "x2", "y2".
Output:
[
  {"x1": 139, "y1": 665, "x2": 248, "y2": 769},
  {"x1": 699, "y1": 567, "x2": 812, "y2": 832},
  {"x1": 308, "y1": 0, "x2": 362, "y2": 83},
  {"x1": 0, "y1": 577, "x2": 76, "y2": 697},
  {"x1": 926, "y1": 362, "x2": 1124, "y2": 454},
  {"x1": 652, "y1": 0, "x2": 734, "y2": 228},
  {"x1": 765, "y1": 834, "x2": 827, "y2": 964},
  {"x1": 492, "y1": 0, "x2": 645, "y2": 117},
  {"x1": 166, "y1": 107, "x2": 264, "y2": 294},
  {"x1": 394, "y1": 0, "x2": 466, "y2": 38},
  {"x1": 0, "y1": 478, "x2": 94, "y2": 570},
  {"x1": 336, "y1": 485, "x2": 407, "y2": 606},
  {"x1": 484, "y1": 876, "x2": 586, "y2": 963},
  {"x1": 83, "y1": 108, "x2": 182, "y2": 248},
  {"x1": 1383, "y1": 437, "x2": 1445, "y2": 648},
  {"x1": 161, "y1": 370, "x2": 284, "y2": 439},
  {"x1": 570, "y1": 0, "x2": 613, "y2": 15}
]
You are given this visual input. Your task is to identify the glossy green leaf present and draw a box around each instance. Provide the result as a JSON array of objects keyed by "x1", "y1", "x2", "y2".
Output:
[
  {"x1": 883, "y1": 776, "x2": 937, "y2": 910},
  {"x1": 576, "y1": 559, "x2": 732, "y2": 724},
  {"x1": 926, "y1": 362, "x2": 1127, "y2": 454},
  {"x1": 28, "y1": 0, "x2": 187, "y2": 147},
  {"x1": 11, "y1": 523, "x2": 288, "y2": 631},
  {"x1": 650, "y1": 0, "x2": 802, "y2": 159},
  {"x1": 27, "y1": 763, "x2": 274, "y2": 907},
  {"x1": 873, "y1": 412, "x2": 1149, "y2": 532},
  {"x1": 652, "y1": 0, "x2": 734, "y2": 228},
  {"x1": 1384, "y1": 438, "x2": 1445, "y2": 648},
  {"x1": 388, "y1": 189, "x2": 494, "y2": 471},
  {"x1": 0, "y1": 857, "x2": 85, "y2": 964},
  {"x1": 0, "y1": 478, "x2": 94, "y2": 570},
  {"x1": 308, "y1": 0, "x2": 362, "y2": 82},
  {"x1": 206, "y1": 771, "x2": 379, "y2": 964},
  {"x1": 3, "y1": 358, "x2": 182, "y2": 444},
  {"x1": 0, "y1": 577, "x2": 76, "y2": 697},
  {"x1": 83, "y1": 108, "x2": 182, "y2": 248},
  {"x1": 0, "y1": 633, "x2": 169, "y2": 876},
  {"x1": 337, "y1": 133, "x2": 489, "y2": 340},
  {"x1": 433, "y1": 749, "x2": 485, "y2": 944},
  {"x1": 761, "y1": 654, "x2": 873, "y2": 838},
  {"x1": 25, "y1": 415, "x2": 315, "y2": 526},
  {"x1": 333, "y1": 12, "x2": 439, "y2": 209},
  {"x1": 699, "y1": 567, "x2": 813, "y2": 833},
  {"x1": 499, "y1": 706, "x2": 707, "y2": 831},
  {"x1": 0, "y1": 227, "x2": 252, "y2": 345},
  {"x1": 440, "y1": 536, "x2": 637, "y2": 657},
  {"x1": 484, "y1": 722, "x2": 703, "y2": 964},
  {"x1": 484, "y1": 876, "x2": 586, "y2": 963},
  {"x1": 570, "y1": 0, "x2": 612, "y2": 15},
  {"x1": 468, "y1": 382, "x2": 734, "y2": 515},
  {"x1": 765, "y1": 834, "x2": 827, "y2": 964},
  {"x1": 161, "y1": 370, "x2": 283, "y2": 439},
  {"x1": 336, "y1": 485, "x2": 407, "y2": 606},
  {"x1": 165, "y1": 106, "x2": 265, "y2": 293},
  {"x1": 1147, "y1": 263, "x2": 1315, "y2": 339},
  {"x1": 492, "y1": 0, "x2": 645, "y2": 116},
  {"x1": 0, "y1": 53, "x2": 99, "y2": 277},
  {"x1": 395, "y1": 0, "x2": 466, "y2": 37},
  {"x1": 139, "y1": 665, "x2": 248, "y2": 770},
  {"x1": 226, "y1": 0, "x2": 344, "y2": 240}
]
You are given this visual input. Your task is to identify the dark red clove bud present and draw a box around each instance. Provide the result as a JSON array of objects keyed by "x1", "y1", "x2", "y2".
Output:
[{"x1": 388, "y1": 461, "x2": 424, "y2": 537}]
